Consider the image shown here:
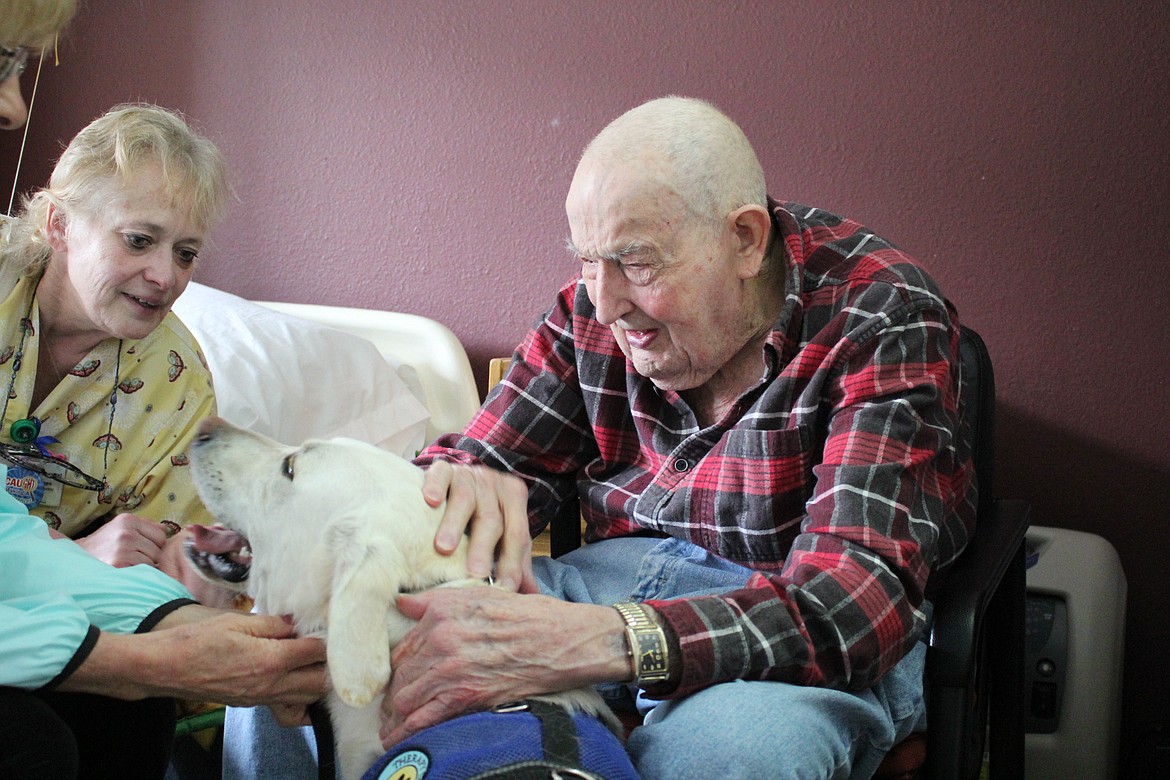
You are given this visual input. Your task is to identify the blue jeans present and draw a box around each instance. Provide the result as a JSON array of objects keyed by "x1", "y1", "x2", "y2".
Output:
[{"x1": 222, "y1": 537, "x2": 927, "y2": 779}]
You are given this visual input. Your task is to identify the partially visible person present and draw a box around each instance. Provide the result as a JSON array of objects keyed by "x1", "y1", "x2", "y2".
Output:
[
  {"x1": 0, "y1": 482, "x2": 328, "y2": 777},
  {"x1": 1, "y1": 101, "x2": 234, "y2": 604},
  {"x1": 0, "y1": 0, "x2": 75, "y2": 130}
]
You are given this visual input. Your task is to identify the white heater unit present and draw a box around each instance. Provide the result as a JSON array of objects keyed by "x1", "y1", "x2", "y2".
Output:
[{"x1": 1024, "y1": 526, "x2": 1127, "y2": 779}]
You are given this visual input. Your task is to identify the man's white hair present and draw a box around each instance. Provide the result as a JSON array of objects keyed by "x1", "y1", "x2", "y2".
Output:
[{"x1": 581, "y1": 96, "x2": 767, "y2": 222}]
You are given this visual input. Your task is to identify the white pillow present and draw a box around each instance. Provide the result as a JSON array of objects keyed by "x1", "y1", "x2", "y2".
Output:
[{"x1": 172, "y1": 282, "x2": 430, "y2": 458}]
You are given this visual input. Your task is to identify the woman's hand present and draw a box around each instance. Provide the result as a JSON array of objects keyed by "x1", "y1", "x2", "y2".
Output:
[
  {"x1": 378, "y1": 587, "x2": 629, "y2": 747},
  {"x1": 58, "y1": 608, "x2": 328, "y2": 707},
  {"x1": 155, "y1": 612, "x2": 328, "y2": 707},
  {"x1": 155, "y1": 528, "x2": 241, "y2": 608},
  {"x1": 75, "y1": 516, "x2": 238, "y2": 608},
  {"x1": 422, "y1": 461, "x2": 536, "y2": 592},
  {"x1": 75, "y1": 512, "x2": 170, "y2": 567}
]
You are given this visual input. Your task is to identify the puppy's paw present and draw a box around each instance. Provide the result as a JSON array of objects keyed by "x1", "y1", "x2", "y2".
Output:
[{"x1": 330, "y1": 660, "x2": 390, "y2": 709}]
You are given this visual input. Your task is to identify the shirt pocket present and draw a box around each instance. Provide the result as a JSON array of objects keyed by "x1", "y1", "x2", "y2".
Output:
[{"x1": 703, "y1": 425, "x2": 815, "y2": 565}]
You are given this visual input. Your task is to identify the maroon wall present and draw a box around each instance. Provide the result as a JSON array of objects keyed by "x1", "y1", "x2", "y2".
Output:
[{"x1": 3, "y1": 0, "x2": 1165, "y2": 762}]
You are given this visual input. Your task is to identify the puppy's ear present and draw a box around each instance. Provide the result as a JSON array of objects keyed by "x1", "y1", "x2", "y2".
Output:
[{"x1": 326, "y1": 516, "x2": 402, "y2": 708}]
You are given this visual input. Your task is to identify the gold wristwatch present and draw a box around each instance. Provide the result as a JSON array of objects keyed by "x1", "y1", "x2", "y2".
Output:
[{"x1": 613, "y1": 602, "x2": 671, "y2": 687}]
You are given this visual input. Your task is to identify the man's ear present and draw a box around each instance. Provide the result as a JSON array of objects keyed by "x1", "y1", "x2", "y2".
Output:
[
  {"x1": 728, "y1": 204, "x2": 771, "y2": 279},
  {"x1": 45, "y1": 202, "x2": 68, "y2": 252}
]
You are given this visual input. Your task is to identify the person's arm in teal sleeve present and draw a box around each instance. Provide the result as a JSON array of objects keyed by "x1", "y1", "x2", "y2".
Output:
[
  {"x1": 0, "y1": 536, "x2": 195, "y2": 688},
  {"x1": 0, "y1": 596, "x2": 98, "y2": 689},
  {"x1": 1, "y1": 470, "x2": 329, "y2": 707},
  {"x1": 1, "y1": 472, "x2": 193, "y2": 687}
]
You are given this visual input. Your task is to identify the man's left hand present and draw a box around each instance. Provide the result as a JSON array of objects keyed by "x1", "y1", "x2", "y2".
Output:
[{"x1": 378, "y1": 586, "x2": 628, "y2": 748}]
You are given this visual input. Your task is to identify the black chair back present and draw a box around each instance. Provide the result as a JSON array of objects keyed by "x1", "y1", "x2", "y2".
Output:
[
  {"x1": 926, "y1": 325, "x2": 1030, "y2": 779},
  {"x1": 959, "y1": 325, "x2": 996, "y2": 514}
]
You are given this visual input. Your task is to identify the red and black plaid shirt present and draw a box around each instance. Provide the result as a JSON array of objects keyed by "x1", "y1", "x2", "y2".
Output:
[{"x1": 418, "y1": 200, "x2": 975, "y2": 696}]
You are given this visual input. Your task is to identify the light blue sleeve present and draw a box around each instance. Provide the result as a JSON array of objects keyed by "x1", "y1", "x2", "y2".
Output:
[{"x1": 0, "y1": 470, "x2": 193, "y2": 689}]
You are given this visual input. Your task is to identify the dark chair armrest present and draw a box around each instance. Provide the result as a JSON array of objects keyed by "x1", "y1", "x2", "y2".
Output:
[{"x1": 928, "y1": 498, "x2": 1031, "y2": 686}]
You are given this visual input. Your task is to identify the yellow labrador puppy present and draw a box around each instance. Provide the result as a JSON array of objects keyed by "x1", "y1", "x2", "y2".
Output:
[{"x1": 187, "y1": 417, "x2": 615, "y2": 780}]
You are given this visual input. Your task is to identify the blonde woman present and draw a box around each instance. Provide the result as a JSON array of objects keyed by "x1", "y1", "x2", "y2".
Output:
[{"x1": 1, "y1": 103, "x2": 239, "y2": 605}]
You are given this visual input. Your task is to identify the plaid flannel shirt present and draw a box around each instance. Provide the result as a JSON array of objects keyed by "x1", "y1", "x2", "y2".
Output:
[{"x1": 417, "y1": 200, "x2": 976, "y2": 696}]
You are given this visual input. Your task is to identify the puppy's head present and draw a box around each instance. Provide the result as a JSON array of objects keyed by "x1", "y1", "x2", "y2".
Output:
[{"x1": 186, "y1": 416, "x2": 427, "y2": 587}]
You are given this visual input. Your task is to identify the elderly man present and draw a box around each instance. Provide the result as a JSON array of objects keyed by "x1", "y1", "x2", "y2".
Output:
[
  {"x1": 226, "y1": 96, "x2": 973, "y2": 779},
  {"x1": 382, "y1": 96, "x2": 975, "y2": 779}
]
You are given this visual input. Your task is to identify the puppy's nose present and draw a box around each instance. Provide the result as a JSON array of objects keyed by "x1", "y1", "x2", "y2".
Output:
[{"x1": 196, "y1": 415, "x2": 226, "y2": 441}]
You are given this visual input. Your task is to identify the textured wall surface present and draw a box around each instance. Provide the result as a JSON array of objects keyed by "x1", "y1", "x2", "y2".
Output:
[{"x1": 3, "y1": 1, "x2": 1166, "y2": 764}]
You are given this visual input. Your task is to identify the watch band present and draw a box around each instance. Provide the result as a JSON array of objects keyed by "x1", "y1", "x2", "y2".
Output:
[{"x1": 613, "y1": 601, "x2": 671, "y2": 687}]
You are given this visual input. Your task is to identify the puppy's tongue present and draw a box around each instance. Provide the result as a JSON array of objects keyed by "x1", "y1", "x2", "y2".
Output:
[{"x1": 189, "y1": 524, "x2": 251, "y2": 558}]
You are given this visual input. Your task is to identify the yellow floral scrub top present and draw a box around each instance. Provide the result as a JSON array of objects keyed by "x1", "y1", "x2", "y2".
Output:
[{"x1": 0, "y1": 273, "x2": 216, "y2": 537}]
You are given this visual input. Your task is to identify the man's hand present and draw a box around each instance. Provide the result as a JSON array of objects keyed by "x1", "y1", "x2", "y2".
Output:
[
  {"x1": 378, "y1": 587, "x2": 629, "y2": 747},
  {"x1": 422, "y1": 460, "x2": 536, "y2": 592},
  {"x1": 75, "y1": 512, "x2": 169, "y2": 568}
]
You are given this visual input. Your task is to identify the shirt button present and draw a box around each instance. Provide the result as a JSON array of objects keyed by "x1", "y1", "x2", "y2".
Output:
[{"x1": 673, "y1": 458, "x2": 690, "y2": 472}]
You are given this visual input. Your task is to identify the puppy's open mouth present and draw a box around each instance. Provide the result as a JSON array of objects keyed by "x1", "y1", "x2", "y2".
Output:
[{"x1": 184, "y1": 524, "x2": 253, "y2": 583}]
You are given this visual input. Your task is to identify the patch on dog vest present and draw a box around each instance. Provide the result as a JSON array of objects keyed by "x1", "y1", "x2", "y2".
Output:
[{"x1": 372, "y1": 749, "x2": 429, "y2": 779}]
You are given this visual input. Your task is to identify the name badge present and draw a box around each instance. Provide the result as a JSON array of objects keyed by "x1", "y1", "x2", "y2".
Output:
[{"x1": 4, "y1": 466, "x2": 63, "y2": 509}]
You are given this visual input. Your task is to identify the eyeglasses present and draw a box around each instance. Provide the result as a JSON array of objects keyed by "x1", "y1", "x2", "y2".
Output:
[
  {"x1": 0, "y1": 47, "x2": 29, "y2": 83},
  {"x1": 0, "y1": 442, "x2": 105, "y2": 491}
]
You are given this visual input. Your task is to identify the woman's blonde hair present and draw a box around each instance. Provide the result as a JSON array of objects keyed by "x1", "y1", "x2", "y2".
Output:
[
  {"x1": 3, "y1": 103, "x2": 232, "y2": 276},
  {"x1": 0, "y1": 0, "x2": 78, "y2": 48}
]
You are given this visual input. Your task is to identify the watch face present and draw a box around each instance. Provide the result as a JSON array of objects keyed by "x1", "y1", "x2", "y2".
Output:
[{"x1": 635, "y1": 633, "x2": 668, "y2": 672}]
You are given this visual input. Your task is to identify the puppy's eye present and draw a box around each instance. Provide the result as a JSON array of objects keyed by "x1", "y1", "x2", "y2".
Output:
[{"x1": 281, "y1": 455, "x2": 295, "y2": 481}]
